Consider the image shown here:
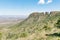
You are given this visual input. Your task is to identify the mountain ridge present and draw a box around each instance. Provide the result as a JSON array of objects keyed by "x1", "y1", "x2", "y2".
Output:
[{"x1": 0, "y1": 11, "x2": 60, "y2": 40}]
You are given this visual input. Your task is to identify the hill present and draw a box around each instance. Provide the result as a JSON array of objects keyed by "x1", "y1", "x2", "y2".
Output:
[{"x1": 0, "y1": 11, "x2": 60, "y2": 40}]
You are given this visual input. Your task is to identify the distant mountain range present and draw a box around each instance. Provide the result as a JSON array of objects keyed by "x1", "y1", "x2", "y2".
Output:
[{"x1": 0, "y1": 15, "x2": 27, "y2": 19}]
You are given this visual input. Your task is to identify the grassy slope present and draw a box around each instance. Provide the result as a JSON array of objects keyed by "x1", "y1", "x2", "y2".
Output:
[{"x1": 0, "y1": 11, "x2": 60, "y2": 40}]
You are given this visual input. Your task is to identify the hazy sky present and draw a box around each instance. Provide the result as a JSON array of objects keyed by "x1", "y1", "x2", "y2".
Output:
[{"x1": 0, "y1": 0, "x2": 60, "y2": 15}]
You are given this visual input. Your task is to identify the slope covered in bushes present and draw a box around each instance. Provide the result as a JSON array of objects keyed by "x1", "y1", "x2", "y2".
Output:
[{"x1": 0, "y1": 11, "x2": 60, "y2": 40}]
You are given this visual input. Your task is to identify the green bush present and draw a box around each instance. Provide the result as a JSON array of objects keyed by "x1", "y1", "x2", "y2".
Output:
[
  {"x1": 43, "y1": 25, "x2": 51, "y2": 31},
  {"x1": 20, "y1": 32, "x2": 28, "y2": 37},
  {"x1": 0, "y1": 33, "x2": 2, "y2": 40},
  {"x1": 55, "y1": 19, "x2": 60, "y2": 28},
  {"x1": 7, "y1": 33, "x2": 18, "y2": 39}
]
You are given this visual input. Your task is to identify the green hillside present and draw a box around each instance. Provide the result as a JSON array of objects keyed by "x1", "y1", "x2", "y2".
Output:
[{"x1": 0, "y1": 11, "x2": 60, "y2": 40}]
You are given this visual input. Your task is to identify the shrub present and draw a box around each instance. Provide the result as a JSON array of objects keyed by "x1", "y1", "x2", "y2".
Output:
[
  {"x1": 0, "y1": 33, "x2": 2, "y2": 40},
  {"x1": 20, "y1": 32, "x2": 28, "y2": 37},
  {"x1": 55, "y1": 19, "x2": 60, "y2": 28}
]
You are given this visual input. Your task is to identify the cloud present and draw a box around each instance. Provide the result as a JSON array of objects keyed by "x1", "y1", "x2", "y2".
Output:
[
  {"x1": 38, "y1": 0, "x2": 53, "y2": 4},
  {"x1": 47, "y1": 0, "x2": 52, "y2": 4},
  {"x1": 38, "y1": 0, "x2": 45, "y2": 4}
]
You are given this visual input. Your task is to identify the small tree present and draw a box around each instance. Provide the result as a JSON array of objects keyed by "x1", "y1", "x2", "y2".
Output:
[{"x1": 55, "y1": 19, "x2": 60, "y2": 28}]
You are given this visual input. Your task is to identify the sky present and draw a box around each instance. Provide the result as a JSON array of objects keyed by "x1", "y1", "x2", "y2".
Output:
[{"x1": 0, "y1": 0, "x2": 60, "y2": 16}]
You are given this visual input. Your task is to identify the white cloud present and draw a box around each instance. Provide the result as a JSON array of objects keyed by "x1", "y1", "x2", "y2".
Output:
[
  {"x1": 38, "y1": 0, "x2": 45, "y2": 4},
  {"x1": 38, "y1": 0, "x2": 53, "y2": 4},
  {"x1": 47, "y1": 0, "x2": 52, "y2": 4}
]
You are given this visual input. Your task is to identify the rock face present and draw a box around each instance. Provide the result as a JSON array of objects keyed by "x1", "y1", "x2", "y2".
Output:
[{"x1": 0, "y1": 11, "x2": 60, "y2": 40}]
